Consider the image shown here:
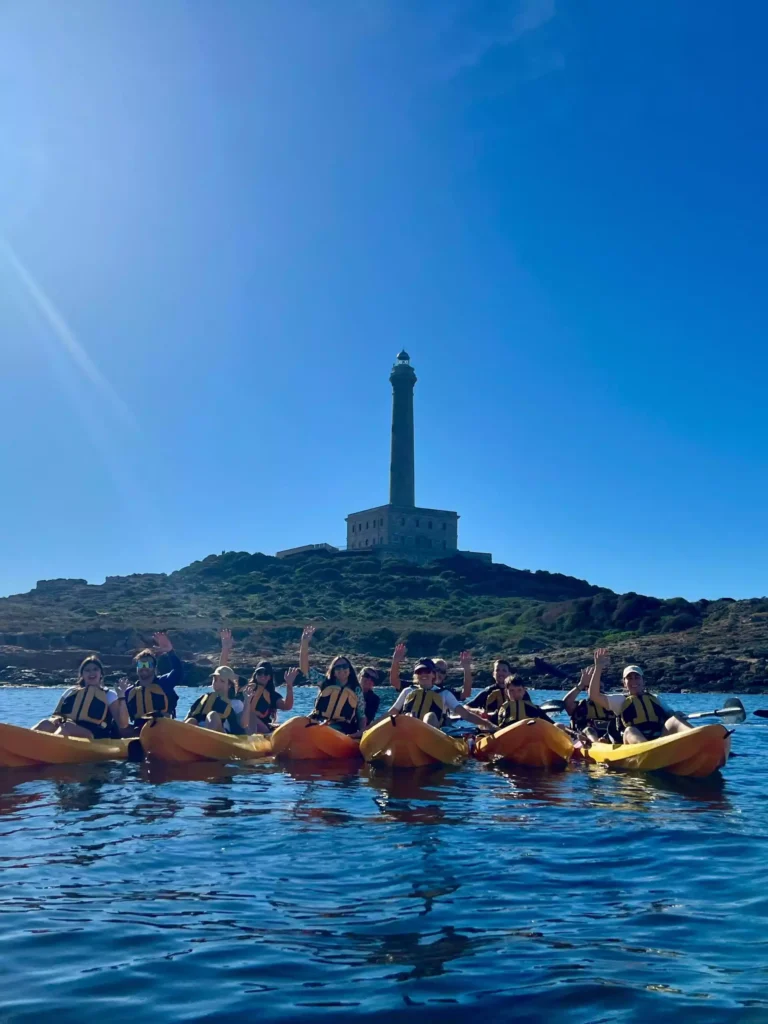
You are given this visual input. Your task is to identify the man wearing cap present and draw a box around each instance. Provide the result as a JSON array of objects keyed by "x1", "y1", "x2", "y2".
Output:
[
  {"x1": 588, "y1": 648, "x2": 691, "y2": 744},
  {"x1": 387, "y1": 658, "x2": 493, "y2": 732},
  {"x1": 121, "y1": 631, "x2": 184, "y2": 736}
]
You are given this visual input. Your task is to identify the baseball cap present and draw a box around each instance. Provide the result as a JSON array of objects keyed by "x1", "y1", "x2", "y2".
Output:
[
  {"x1": 213, "y1": 665, "x2": 238, "y2": 682},
  {"x1": 255, "y1": 661, "x2": 274, "y2": 675},
  {"x1": 622, "y1": 665, "x2": 644, "y2": 679},
  {"x1": 414, "y1": 658, "x2": 436, "y2": 673}
]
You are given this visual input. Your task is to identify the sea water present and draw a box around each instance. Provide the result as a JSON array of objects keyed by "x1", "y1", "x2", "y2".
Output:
[{"x1": 1, "y1": 686, "x2": 766, "y2": 1023}]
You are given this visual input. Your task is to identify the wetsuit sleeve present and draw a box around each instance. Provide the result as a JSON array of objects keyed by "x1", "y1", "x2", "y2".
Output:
[
  {"x1": 356, "y1": 697, "x2": 366, "y2": 730},
  {"x1": 465, "y1": 686, "x2": 490, "y2": 709}
]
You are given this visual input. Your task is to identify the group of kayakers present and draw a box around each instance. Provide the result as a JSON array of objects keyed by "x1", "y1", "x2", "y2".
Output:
[{"x1": 31, "y1": 628, "x2": 692, "y2": 747}]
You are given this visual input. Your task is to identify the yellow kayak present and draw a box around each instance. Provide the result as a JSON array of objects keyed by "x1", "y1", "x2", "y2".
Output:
[
  {"x1": 474, "y1": 719, "x2": 574, "y2": 769},
  {"x1": 586, "y1": 724, "x2": 731, "y2": 778},
  {"x1": 0, "y1": 722, "x2": 130, "y2": 768},
  {"x1": 360, "y1": 715, "x2": 469, "y2": 768},
  {"x1": 139, "y1": 718, "x2": 272, "y2": 764},
  {"x1": 270, "y1": 716, "x2": 361, "y2": 761}
]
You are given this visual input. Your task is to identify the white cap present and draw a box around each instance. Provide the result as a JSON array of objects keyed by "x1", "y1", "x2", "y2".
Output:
[{"x1": 622, "y1": 665, "x2": 644, "y2": 680}]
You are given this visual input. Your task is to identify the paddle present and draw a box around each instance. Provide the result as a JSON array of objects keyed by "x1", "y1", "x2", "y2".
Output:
[
  {"x1": 685, "y1": 697, "x2": 746, "y2": 724},
  {"x1": 753, "y1": 709, "x2": 768, "y2": 718},
  {"x1": 540, "y1": 699, "x2": 567, "y2": 714}
]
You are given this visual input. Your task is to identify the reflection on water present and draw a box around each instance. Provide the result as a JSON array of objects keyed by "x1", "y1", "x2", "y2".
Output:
[{"x1": 0, "y1": 689, "x2": 767, "y2": 1022}]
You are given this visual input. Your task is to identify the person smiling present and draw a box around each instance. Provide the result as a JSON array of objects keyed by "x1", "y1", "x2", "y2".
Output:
[
  {"x1": 121, "y1": 632, "x2": 184, "y2": 736},
  {"x1": 388, "y1": 658, "x2": 491, "y2": 732},
  {"x1": 588, "y1": 648, "x2": 691, "y2": 744},
  {"x1": 310, "y1": 656, "x2": 367, "y2": 737},
  {"x1": 33, "y1": 655, "x2": 129, "y2": 739}
]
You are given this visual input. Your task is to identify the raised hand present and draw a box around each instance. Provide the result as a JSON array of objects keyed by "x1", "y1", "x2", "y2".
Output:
[
  {"x1": 152, "y1": 631, "x2": 173, "y2": 654},
  {"x1": 220, "y1": 628, "x2": 233, "y2": 650},
  {"x1": 459, "y1": 650, "x2": 472, "y2": 668},
  {"x1": 593, "y1": 648, "x2": 610, "y2": 671},
  {"x1": 284, "y1": 667, "x2": 300, "y2": 686},
  {"x1": 579, "y1": 666, "x2": 594, "y2": 690},
  {"x1": 116, "y1": 677, "x2": 130, "y2": 698},
  {"x1": 393, "y1": 643, "x2": 407, "y2": 664},
  {"x1": 301, "y1": 626, "x2": 316, "y2": 645}
]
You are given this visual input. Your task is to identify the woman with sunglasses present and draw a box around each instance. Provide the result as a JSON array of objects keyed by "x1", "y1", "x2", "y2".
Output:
[
  {"x1": 121, "y1": 632, "x2": 184, "y2": 736},
  {"x1": 219, "y1": 629, "x2": 298, "y2": 734},
  {"x1": 310, "y1": 656, "x2": 367, "y2": 736},
  {"x1": 33, "y1": 655, "x2": 129, "y2": 739}
]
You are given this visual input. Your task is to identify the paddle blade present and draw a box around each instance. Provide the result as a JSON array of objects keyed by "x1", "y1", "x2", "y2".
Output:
[
  {"x1": 753, "y1": 709, "x2": 768, "y2": 718},
  {"x1": 720, "y1": 698, "x2": 746, "y2": 723},
  {"x1": 540, "y1": 700, "x2": 566, "y2": 714}
]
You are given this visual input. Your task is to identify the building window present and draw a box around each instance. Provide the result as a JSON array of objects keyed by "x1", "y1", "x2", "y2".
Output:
[
  {"x1": 428, "y1": 521, "x2": 433, "y2": 529},
  {"x1": 366, "y1": 521, "x2": 369, "y2": 529},
  {"x1": 352, "y1": 524, "x2": 356, "y2": 533},
  {"x1": 415, "y1": 519, "x2": 420, "y2": 527},
  {"x1": 443, "y1": 540, "x2": 446, "y2": 549},
  {"x1": 380, "y1": 518, "x2": 384, "y2": 527},
  {"x1": 365, "y1": 539, "x2": 369, "y2": 547},
  {"x1": 442, "y1": 522, "x2": 447, "y2": 530},
  {"x1": 400, "y1": 518, "x2": 405, "y2": 526}
]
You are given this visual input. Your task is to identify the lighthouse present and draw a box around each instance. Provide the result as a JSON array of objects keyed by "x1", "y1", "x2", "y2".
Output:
[
  {"x1": 344, "y1": 353, "x2": 492, "y2": 562},
  {"x1": 389, "y1": 350, "x2": 417, "y2": 507}
]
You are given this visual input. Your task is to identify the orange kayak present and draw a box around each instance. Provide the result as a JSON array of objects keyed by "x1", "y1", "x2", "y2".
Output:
[
  {"x1": 474, "y1": 719, "x2": 574, "y2": 769},
  {"x1": 139, "y1": 718, "x2": 272, "y2": 764},
  {"x1": 270, "y1": 716, "x2": 361, "y2": 761},
  {"x1": 360, "y1": 715, "x2": 468, "y2": 768},
  {"x1": 0, "y1": 723, "x2": 130, "y2": 768}
]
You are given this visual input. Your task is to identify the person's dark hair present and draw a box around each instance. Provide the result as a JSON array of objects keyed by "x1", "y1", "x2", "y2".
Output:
[
  {"x1": 78, "y1": 655, "x2": 104, "y2": 683},
  {"x1": 506, "y1": 674, "x2": 525, "y2": 687},
  {"x1": 326, "y1": 655, "x2": 360, "y2": 689},
  {"x1": 248, "y1": 668, "x2": 275, "y2": 690},
  {"x1": 494, "y1": 659, "x2": 513, "y2": 673},
  {"x1": 134, "y1": 648, "x2": 157, "y2": 664},
  {"x1": 361, "y1": 666, "x2": 379, "y2": 684}
]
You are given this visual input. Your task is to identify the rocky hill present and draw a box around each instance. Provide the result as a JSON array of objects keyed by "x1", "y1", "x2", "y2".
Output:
[{"x1": 1, "y1": 548, "x2": 766, "y2": 693}]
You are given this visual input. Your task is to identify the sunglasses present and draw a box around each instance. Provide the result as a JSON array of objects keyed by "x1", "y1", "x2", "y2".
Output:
[
  {"x1": 362, "y1": 673, "x2": 377, "y2": 682},
  {"x1": 136, "y1": 659, "x2": 155, "y2": 670},
  {"x1": 436, "y1": 669, "x2": 447, "y2": 675}
]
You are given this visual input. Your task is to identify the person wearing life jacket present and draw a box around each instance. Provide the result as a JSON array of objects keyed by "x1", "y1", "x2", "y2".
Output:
[
  {"x1": 494, "y1": 675, "x2": 553, "y2": 730},
  {"x1": 121, "y1": 632, "x2": 184, "y2": 735},
  {"x1": 465, "y1": 659, "x2": 531, "y2": 725},
  {"x1": 432, "y1": 652, "x2": 474, "y2": 700},
  {"x1": 33, "y1": 655, "x2": 129, "y2": 739},
  {"x1": 387, "y1": 658, "x2": 492, "y2": 731},
  {"x1": 219, "y1": 629, "x2": 296, "y2": 734},
  {"x1": 563, "y1": 666, "x2": 615, "y2": 741},
  {"x1": 185, "y1": 665, "x2": 249, "y2": 734},
  {"x1": 310, "y1": 656, "x2": 367, "y2": 736},
  {"x1": 588, "y1": 648, "x2": 691, "y2": 744}
]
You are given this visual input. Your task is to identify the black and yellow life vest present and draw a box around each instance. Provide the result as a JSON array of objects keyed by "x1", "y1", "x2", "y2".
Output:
[
  {"x1": 402, "y1": 687, "x2": 446, "y2": 727},
  {"x1": 126, "y1": 682, "x2": 170, "y2": 722},
  {"x1": 244, "y1": 683, "x2": 278, "y2": 723},
  {"x1": 482, "y1": 685, "x2": 506, "y2": 721},
  {"x1": 54, "y1": 685, "x2": 112, "y2": 731},
  {"x1": 497, "y1": 698, "x2": 546, "y2": 729},
  {"x1": 572, "y1": 698, "x2": 611, "y2": 728},
  {"x1": 312, "y1": 684, "x2": 360, "y2": 732},
  {"x1": 188, "y1": 691, "x2": 243, "y2": 733},
  {"x1": 619, "y1": 693, "x2": 666, "y2": 738}
]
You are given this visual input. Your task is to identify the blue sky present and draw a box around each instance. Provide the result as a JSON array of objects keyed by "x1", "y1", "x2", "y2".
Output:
[{"x1": 1, "y1": 0, "x2": 766, "y2": 602}]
